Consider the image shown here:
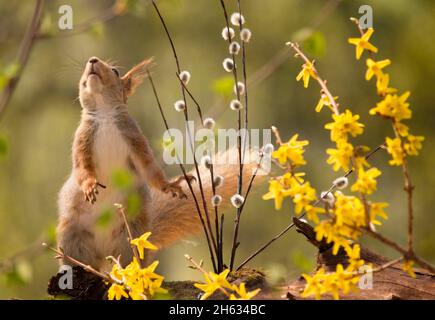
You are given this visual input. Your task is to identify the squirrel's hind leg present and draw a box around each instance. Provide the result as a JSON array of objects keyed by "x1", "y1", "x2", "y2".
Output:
[{"x1": 57, "y1": 217, "x2": 102, "y2": 269}]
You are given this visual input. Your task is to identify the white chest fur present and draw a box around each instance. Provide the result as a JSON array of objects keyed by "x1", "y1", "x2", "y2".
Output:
[{"x1": 93, "y1": 110, "x2": 130, "y2": 184}]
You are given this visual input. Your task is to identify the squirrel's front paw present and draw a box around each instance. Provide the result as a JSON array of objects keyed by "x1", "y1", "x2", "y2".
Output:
[
  {"x1": 162, "y1": 181, "x2": 187, "y2": 199},
  {"x1": 82, "y1": 178, "x2": 106, "y2": 204}
]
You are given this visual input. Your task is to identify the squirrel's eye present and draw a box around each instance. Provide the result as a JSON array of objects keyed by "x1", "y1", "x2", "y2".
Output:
[{"x1": 111, "y1": 68, "x2": 120, "y2": 77}]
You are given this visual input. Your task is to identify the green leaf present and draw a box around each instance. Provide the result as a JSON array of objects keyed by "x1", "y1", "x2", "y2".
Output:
[
  {"x1": 212, "y1": 76, "x2": 234, "y2": 98},
  {"x1": 0, "y1": 135, "x2": 8, "y2": 157},
  {"x1": 303, "y1": 31, "x2": 326, "y2": 57},
  {"x1": 291, "y1": 250, "x2": 313, "y2": 273},
  {"x1": 97, "y1": 208, "x2": 113, "y2": 228},
  {"x1": 45, "y1": 224, "x2": 57, "y2": 244},
  {"x1": 90, "y1": 23, "x2": 104, "y2": 38},
  {"x1": 127, "y1": 192, "x2": 141, "y2": 218},
  {"x1": 3, "y1": 261, "x2": 33, "y2": 286},
  {"x1": 112, "y1": 169, "x2": 133, "y2": 189},
  {"x1": 0, "y1": 62, "x2": 20, "y2": 90}
]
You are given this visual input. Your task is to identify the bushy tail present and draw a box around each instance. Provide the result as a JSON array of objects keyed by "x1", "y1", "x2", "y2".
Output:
[{"x1": 148, "y1": 149, "x2": 265, "y2": 248}]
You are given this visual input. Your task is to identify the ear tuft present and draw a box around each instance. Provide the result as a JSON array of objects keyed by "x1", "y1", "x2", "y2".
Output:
[{"x1": 122, "y1": 58, "x2": 154, "y2": 101}]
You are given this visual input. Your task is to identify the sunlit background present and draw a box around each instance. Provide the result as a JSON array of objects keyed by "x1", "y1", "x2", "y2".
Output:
[{"x1": 0, "y1": 0, "x2": 434, "y2": 299}]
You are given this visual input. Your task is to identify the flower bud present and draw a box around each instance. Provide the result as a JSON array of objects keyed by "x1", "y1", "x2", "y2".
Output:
[
  {"x1": 211, "y1": 195, "x2": 222, "y2": 207},
  {"x1": 174, "y1": 100, "x2": 186, "y2": 112},
  {"x1": 230, "y1": 13, "x2": 245, "y2": 26},
  {"x1": 222, "y1": 26, "x2": 235, "y2": 41},
  {"x1": 223, "y1": 58, "x2": 235, "y2": 72},
  {"x1": 333, "y1": 176, "x2": 349, "y2": 189},
  {"x1": 229, "y1": 41, "x2": 241, "y2": 55},
  {"x1": 240, "y1": 28, "x2": 252, "y2": 43},
  {"x1": 231, "y1": 194, "x2": 245, "y2": 208},
  {"x1": 230, "y1": 99, "x2": 243, "y2": 111},
  {"x1": 178, "y1": 71, "x2": 191, "y2": 85},
  {"x1": 203, "y1": 117, "x2": 215, "y2": 129}
]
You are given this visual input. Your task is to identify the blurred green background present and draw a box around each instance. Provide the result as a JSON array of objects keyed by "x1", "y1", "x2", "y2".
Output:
[{"x1": 0, "y1": 0, "x2": 434, "y2": 299}]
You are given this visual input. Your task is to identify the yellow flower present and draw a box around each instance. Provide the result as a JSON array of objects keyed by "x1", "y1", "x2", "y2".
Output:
[
  {"x1": 385, "y1": 137, "x2": 404, "y2": 166},
  {"x1": 301, "y1": 268, "x2": 326, "y2": 300},
  {"x1": 334, "y1": 194, "x2": 366, "y2": 229},
  {"x1": 281, "y1": 172, "x2": 305, "y2": 188},
  {"x1": 324, "y1": 110, "x2": 364, "y2": 142},
  {"x1": 351, "y1": 167, "x2": 382, "y2": 195},
  {"x1": 348, "y1": 28, "x2": 378, "y2": 60},
  {"x1": 272, "y1": 134, "x2": 309, "y2": 166},
  {"x1": 395, "y1": 122, "x2": 409, "y2": 137},
  {"x1": 315, "y1": 94, "x2": 338, "y2": 113},
  {"x1": 296, "y1": 61, "x2": 317, "y2": 88},
  {"x1": 131, "y1": 232, "x2": 158, "y2": 260},
  {"x1": 262, "y1": 179, "x2": 292, "y2": 210},
  {"x1": 404, "y1": 135, "x2": 424, "y2": 156},
  {"x1": 194, "y1": 269, "x2": 232, "y2": 300},
  {"x1": 345, "y1": 244, "x2": 364, "y2": 271},
  {"x1": 305, "y1": 205, "x2": 325, "y2": 224},
  {"x1": 365, "y1": 58, "x2": 391, "y2": 81},
  {"x1": 289, "y1": 182, "x2": 317, "y2": 214},
  {"x1": 108, "y1": 284, "x2": 129, "y2": 300},
  {"x1": 370, "y1": 202, "x2": 388, "y2": 225},
  {"x1": 376, "y1": 73, "x2": 397, "y2": 96},
  {"x1": 230, "y1": 283, "x2": 261, "y2": 300},
  {"x1": 109, "y1": 263, "x2": 124, "y2": 283},
  {"x1": 370, "y1": 91, "x2": 411, "y2": 121},
  {"x1": 326, "y1": 139, "x2": 354, "y2": 172},
  {"x1": 402, "y1": 260, "x2": 416, "y2": 278}
]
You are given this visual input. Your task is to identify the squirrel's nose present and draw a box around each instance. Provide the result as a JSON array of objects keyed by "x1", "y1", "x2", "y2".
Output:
[{"x1": 88, "y1": 57, "x2": 99, "y2": 64}]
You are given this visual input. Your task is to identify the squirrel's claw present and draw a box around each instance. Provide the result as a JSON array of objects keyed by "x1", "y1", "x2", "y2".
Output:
[
  {"x1": 82, "y1": 179, "x2": 105, "y2": 205},
  {"x1": 162, "y1": 181, "x2": 187, "y2": 199}
]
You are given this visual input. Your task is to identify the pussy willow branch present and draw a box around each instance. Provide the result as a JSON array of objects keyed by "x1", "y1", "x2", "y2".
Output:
[
  {"x1": 237, "y1": 143, "x2": 385, "y2": 271},
  {"x1": 286, "y1": 42, "x2": 340, "y2": 116},
  {"x1": 0, "y1": 0, "x2": 44, "y2": 121},
  {"x1": 151, "y1": 0, "x2": 219, "y2": 262},
  {"x1": 218, "y1": 0, "x2": 244, "y2": 272},
  {"x1": 210, "y1": 0, "x2": 344, "y2": 120},
  {"x1": 176, "y1": 73, "x2": 224, "y2": 271},
  {"x1": 177, "y1": 73, "x2": 225, "y2": 270},
  {"x1": 146, "y1": 69, "x2": 217, "y2": 272}
]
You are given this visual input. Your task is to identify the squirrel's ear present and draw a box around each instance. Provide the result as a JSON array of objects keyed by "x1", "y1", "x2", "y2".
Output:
[{"x1": 121, "y1": 58, "x2": 154, "y2": 100}]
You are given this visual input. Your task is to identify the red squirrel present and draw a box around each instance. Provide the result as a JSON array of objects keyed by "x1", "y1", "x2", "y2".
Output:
[{"x1": 57, "y1": 57, "x2": 254, "y2": 271}]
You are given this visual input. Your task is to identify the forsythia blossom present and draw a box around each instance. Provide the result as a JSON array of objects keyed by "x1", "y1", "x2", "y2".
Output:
[
  {"x1": 296, "y1": 61, "x2": 317, "y2": 88},
  {"x1": 347, "y1": 28, "x2": 378, "y2": 60}
]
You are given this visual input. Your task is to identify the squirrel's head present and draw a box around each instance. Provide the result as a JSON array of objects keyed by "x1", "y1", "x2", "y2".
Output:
[{"x1": 79, "y1": 56, "x2": 152, "y2": 110}]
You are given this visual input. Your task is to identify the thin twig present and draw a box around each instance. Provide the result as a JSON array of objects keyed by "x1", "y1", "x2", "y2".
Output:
[
  {"x1": 151, "y1": 0, "x2": 218, "y2": 261},
  {"x1": 185, "y1": 254, "x2": 231, "y2": 298},
  {"x1": 363, "y1": 228, "x2": 434, "y2": 274},
  {"x1": 43, "y1": 244, "x2": 109, "y2": 281},
  {"x1": 286, "y1": 41, "x2": 340, "y2": 115},
  {"x1": 146, "y1": 69, "x2": 218, "y2": 272},
  {"x1": 218, "y1": 0, "x2": 244, "y2": 271},
  {"x1": 0, "y1": 0, "x2": 44, "y2": 120},
  {"x1": 114, "y1": 204, "x2": 142, "y2": 265}
]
